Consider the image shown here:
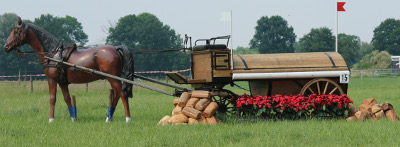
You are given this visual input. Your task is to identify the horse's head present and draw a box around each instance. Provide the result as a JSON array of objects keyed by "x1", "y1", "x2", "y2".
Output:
[{"x1": 4, "y1": 17, "x2": 29, "y2": 53}]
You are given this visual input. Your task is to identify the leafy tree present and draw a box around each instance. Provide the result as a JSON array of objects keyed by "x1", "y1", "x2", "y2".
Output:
[
  {"x1": 352, "y1": 50, "x2": 392, "y2": 69},
  {"x1": 249, "y1": 15, "x2": 296, "y2": 53},
  {"x1": 360, "y1": 41, "x2": 374, "y2": 56},
  {"x1": 298, "y1": 27, "x2": 335, "y2": 52},
  {"x1": 372, "y1": 18, "x2": 400, "y2": 55},
  {"x1": 106, "y1": 13, "x2": 189, "y2": 72},
  {"x1": 234, "y1": 46, "x2": 259, "y2": 54},
  {"x1": 337, "y1": 33, "x2": 361, "y2": 67},
  {"x1": 33, "y1": 14, "x2": 88, "y2": 46}
]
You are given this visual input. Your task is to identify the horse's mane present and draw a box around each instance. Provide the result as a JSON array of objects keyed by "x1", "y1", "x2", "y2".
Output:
[{"x1": 25, "y1": 23, "x2": 66, "y2": 53}]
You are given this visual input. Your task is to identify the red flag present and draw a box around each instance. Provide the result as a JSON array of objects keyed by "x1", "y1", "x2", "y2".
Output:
[{"x1": 337, "y1": 2, "x2": 346, "y2": 11}]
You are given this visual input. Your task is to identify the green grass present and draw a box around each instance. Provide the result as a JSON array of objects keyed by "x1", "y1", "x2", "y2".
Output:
[{"x1": 1, "y1": 78, "x2": 400, "y2": 146}]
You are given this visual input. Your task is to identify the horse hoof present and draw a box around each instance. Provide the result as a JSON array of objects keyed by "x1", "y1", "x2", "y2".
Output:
[
  {"x1": 49, "y1": 118, "x2": 54, "y2": 123},
  {"x1": 71, "y1": 117, "x2": 77, "y2": 122},
  {"x1": 126, "y1": 117, "x2": 131, "y2": 123},
  {"x1": 105, "y1": 117, "x2": 111, "y2": 123}
]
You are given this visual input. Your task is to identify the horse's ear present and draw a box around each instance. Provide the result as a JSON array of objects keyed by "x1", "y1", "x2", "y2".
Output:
[{"x1": 17, "y1": 16, "x2": 22, "y2": 26}]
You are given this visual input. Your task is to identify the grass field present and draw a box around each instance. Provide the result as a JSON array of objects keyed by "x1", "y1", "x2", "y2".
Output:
[{"x1": 1, "y1": 77, "x2": 400, "y2": 146}]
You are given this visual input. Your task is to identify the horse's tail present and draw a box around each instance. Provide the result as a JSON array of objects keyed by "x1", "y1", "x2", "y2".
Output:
[{"x1": 116, "y1": 46, "x2": 134, "y2": 98}]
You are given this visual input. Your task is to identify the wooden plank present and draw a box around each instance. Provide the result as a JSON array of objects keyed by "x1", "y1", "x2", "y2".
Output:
[
  {"x1": 166, "y1": 72, "x2": 187, "y2": 84},
  {"x1": 232, "y1": 67, "x2": 348, "y2": 73},
  {"x1": 233, "y1": 52, "x2": 348, "y2": 70},
  {"x1": 192, "y1": 51, "x2": 212, "y2": 82},
  {"x1": 213, "y1": 70, "x2": 232, "y2": 77}
]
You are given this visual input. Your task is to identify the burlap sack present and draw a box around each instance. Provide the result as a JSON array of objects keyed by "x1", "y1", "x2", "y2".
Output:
[
  {"x1": 168, "y1": 114, "x2": 188, "y2": 124},
  {"x1": 371, "y1": 104, "x2": 383, "y2": 114},
  {"x1": 195, "y1": 99, "x2": 211, "y2": 111},
  {"x1": 182, "y1": 107, "x2": 202, "y2": 119},
  {"x1": 191, "y1": 90, "x2": 210, "y2": 98},
  {"x1": 206, "y1": 116, "x2": 218, "y2": 125},
  {"x1": 173, "y1": 98, "x2": 179, "y2": 106},
  {"x1": 362, "y1": 98, "x2": 377, "y2": 106},
  {"x1": 188, "y1": 118, "x2": 199, "y2": 125},
  {"x1": 203, "y1": 102, "x2": 219, "y2": 118},
  {"x1": 199, "y1": 116, "x2": 208, "y2": 124},
  {"x1": 346, "y1": 116, "x2": 357, "y2": 122},
  {"x1": 186, "y1": 98, "x2": 200, "y2": 108},
  {"x1": 158, "y1": 115, "x2": 170, "y2": 125},
  {"x1": 348, "y1": 105, "x2": 358, "y2": 117},
  {"x1": 358, "y1": 110, "x2": 372, "y2": 121},
  {"x1": 359, "y1": 104, "x2": 372, "y2": 113},
  {"x1": 375, "y1": 110, "x2": 385, "y2": 120},
  {"x1": 172, "y1": 105, "x2": 183, "y2": 116},
  {"x1": 354, "y1": 111, "x2": 361, "y2": 119},
  {"x1": 381, "y1": 103, "x2": 394, "y2": 111},
  {"x1": 177, "y1": 92, "x2": 191, "y2": 107},
  {"x1": 385, "y1": 110, "x2": 398, "y2": 122}
]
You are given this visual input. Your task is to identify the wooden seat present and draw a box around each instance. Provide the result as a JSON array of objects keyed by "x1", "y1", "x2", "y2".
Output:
[{"x1": 166, "y1": 72, "x2": 207, "y2": 84}]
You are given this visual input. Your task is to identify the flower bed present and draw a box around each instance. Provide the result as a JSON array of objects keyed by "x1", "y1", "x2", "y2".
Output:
[{"x1": 235, "y1": 94, "x2": 353, "y2": 119}]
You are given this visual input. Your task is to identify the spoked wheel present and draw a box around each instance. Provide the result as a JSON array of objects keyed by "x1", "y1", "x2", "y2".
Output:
[
  {"x1": 211, "y1": 89, "x2": 238, "y2": 115},
  {"x1": 300, "y1": 78, "x2": 344, "y2": 96}
]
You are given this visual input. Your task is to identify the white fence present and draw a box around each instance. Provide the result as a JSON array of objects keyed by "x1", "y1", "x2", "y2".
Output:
[{"x1": 351, "y1": 69, "x2": 400, "y2": 78}]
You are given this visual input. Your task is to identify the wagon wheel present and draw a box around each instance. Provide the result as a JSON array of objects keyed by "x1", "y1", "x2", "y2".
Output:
[
  {"x1": 300, "y1": 78, "x2": 344, "y2": 96},
  {"x1": 211, "y1": 89, "x2": 238, "y2": 115}
]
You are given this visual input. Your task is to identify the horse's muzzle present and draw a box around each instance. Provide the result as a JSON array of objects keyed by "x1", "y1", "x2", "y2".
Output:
[{"x1": 4, "y1": 44, "x2": 13, "y2": 53}]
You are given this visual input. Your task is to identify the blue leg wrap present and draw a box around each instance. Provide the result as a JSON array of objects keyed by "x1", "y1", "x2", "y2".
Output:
[
  {"x1": 106, "y1": 107, "x2": 116, "y2": 119},
  {"x1": 68, "y1": 106, "x2": 77, "y2": 118}
]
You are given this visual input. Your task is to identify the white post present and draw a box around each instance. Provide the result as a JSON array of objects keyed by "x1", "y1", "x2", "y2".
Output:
[
  {"x1": 230, "y1": 10, "x2": 234, "y2": 70},
  {"x1": 336, "y1": 9, "x2": 338, "y2": 53}
]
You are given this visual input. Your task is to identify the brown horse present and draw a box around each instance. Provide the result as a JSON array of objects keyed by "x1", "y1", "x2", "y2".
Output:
[{"x1": 3, "y1": 17, "x2": 134, "y2": 123}]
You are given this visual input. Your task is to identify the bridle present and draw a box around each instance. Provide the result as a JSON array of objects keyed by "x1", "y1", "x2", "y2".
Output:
[
  {"x1": 9, "y1": 24, "x2": 28, "y2": 49},
  {"x1": 7, "y1": 24, "x2": 40, "y2": 58}
]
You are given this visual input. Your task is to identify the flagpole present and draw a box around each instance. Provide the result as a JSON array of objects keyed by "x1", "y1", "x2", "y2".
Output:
[
  {"x1": 230, "y1": 10, "x2": 234, "y2": 70},
  {"x1": 336, "y1": 5, "x2": 338, "y2": 53}
]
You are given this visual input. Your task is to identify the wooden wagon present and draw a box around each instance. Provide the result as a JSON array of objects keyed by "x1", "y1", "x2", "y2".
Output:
[{"x1": 166, "y1": 36, "x2": 350, "y2": 114}]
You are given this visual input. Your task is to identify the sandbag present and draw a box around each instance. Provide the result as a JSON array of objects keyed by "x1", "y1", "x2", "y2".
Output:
[
  {"x1": 375, "y1": 110, "x2": 385, "y2": 120},
  {"x1": 182, "y1": 107, "x2": 202, "y2": 119},
  {"x1": 385, "y1": 110, "x2": 398, "y2": 122},
  {"x1": 346, "y1": 116, "x2": 357, "y2": 122},
  {"x1": 188, "y1": 118, "x2": 199, "y2": 125},
  {"x1": 371, "y1": 104, "x2": 382, "y2": 114},
  {"x1": 191, "y1": 90, "x2": 210, "y2": 98},
  {"x1": 381, "y1": 103, "x2": 394, "y2": 111},
  {"x1": 195, "y1": 99, "x2": 211, "y2": 111},
  {"x1": 172, "y1": 105, "x2": 183, "y2": 116},
  {"x1": 199, "y1": 116, "x2": 208, "y2": 124},
  {"x1": 206, "y1": 116, "x2": 218, "y2": 125},
  {"x1": 358, "y1": 110, "x2": 372, "y2": 121},
  {"x1": 348, "y1": 105, "x2": 358, "y2": 117},
  {"x1": 177, "y1": 92, "x2": 191, "y2": 107},
  {"x1": 173, "y1": 98, "x2": 179, "y2": 106},
  {"x1": 168, "y1": 114, "x2": 188, "y2": 124},
  {"x1": 203, "y1": 102, "x2": 219, "y2": 118},
  {"x1": 354, "y1": 111, "x2": 361, "y2": 119},
  {"x1": 359, "y1": 104, "x2": 372, "y2": 113},
  {"x1": 362, "y1": 98, "x2": 377, "y2": 106},
  {"x1": 186, "y1": 98, "x2": 200, "y2": 108},
  {"x1": 158, "y1": 115, "x2": 170, "y2": 125}
]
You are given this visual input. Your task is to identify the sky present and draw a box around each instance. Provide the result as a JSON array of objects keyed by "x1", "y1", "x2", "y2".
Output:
[{"x1": 1, "y1": 0, "x2": 400, "y2": 49}]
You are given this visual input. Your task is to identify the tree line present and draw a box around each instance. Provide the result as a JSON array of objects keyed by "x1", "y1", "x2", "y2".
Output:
[
  {"x1": 1, "y1": 13, "x2": 399, "y2": 75},
  {"x1": 249, "y1": 15, "x2": 399, "y2": 69}
]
